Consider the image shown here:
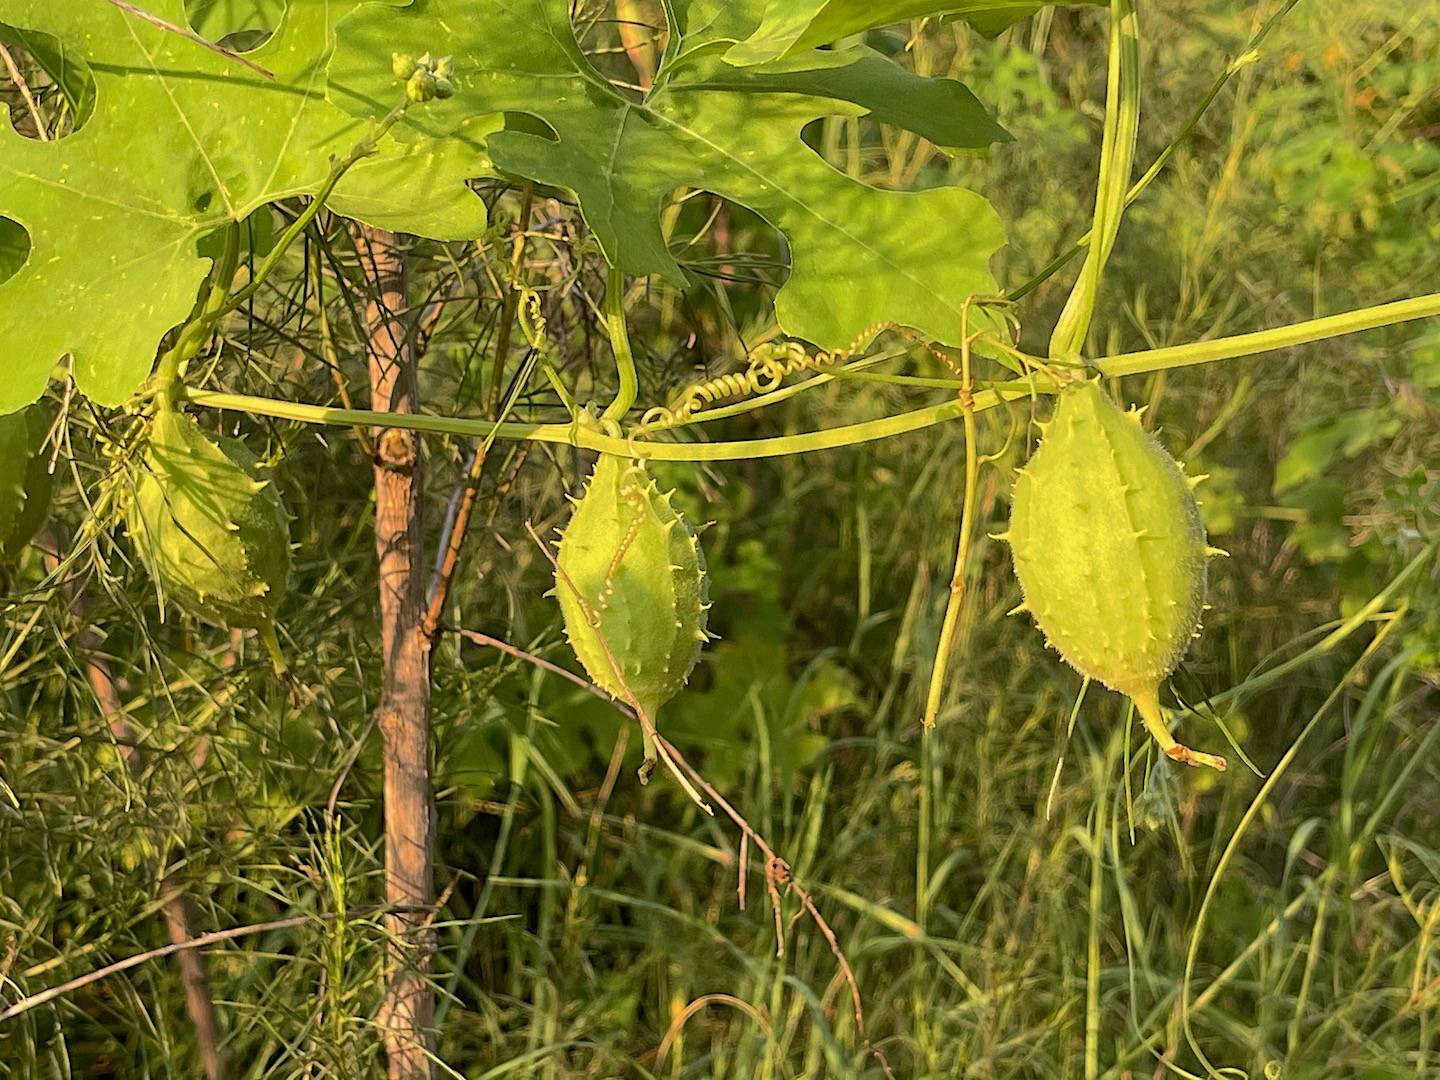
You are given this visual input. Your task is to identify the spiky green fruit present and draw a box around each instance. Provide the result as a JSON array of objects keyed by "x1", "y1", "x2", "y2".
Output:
[
  {"x1": 0, "y1": 403, "x2": 55, "y2": 560},
  {"x1": 1005, "y1": 381, "x2": 1225, "y2": 771},
  {"x1": 554, "y1": 452, "x2": 709, "y2": 771},
  {"x1": 126, "y1": 408, "x2": 290, "y2": 631}
]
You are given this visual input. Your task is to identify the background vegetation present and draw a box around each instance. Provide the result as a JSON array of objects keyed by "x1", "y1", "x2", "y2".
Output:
[{"x1": 2, "y1": 0, "x2": 1438, "y2": 1076}]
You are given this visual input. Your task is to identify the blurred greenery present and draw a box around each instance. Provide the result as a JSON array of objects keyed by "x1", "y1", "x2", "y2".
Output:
[{"x1": 2, "y1": 1, "x2": 1438, "y2": 1077}]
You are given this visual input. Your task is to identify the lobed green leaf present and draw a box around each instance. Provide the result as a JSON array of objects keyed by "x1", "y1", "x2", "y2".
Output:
[
  {"x1": 0, "y1": 0, "x2": 494, "y2": 413},
  {"x1": 331, "y1": 0, "x2": 1009, "y2": 352}
]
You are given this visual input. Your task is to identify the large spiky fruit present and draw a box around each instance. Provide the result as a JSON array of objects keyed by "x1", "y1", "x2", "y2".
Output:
[
  {"x1": 0, "y1": 403, "x2": 55, "y2": 561},
  {"x1": 554, "y1": 452, "x2": 708, "y2": 768},
  {"x1": 126, "y1": 408, "x2": 290, "y2": 631},
  {"x1": 1004, "y1": 380, "x2": 1225, "y2": 770}
]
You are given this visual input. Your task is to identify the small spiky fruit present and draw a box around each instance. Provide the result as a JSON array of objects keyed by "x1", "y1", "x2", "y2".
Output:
[
  {"x1": 1004, "y1": 381, "x2": 1226, "y2": 771},
  {"x1": 554, "y1": 452, "x2": 709, "y2": 776},
  {"x1": 127, "y1": 408, "x2": 290, "y2": 632},
  {"x1": 0, "y1": 403, "x2": 55, "y2": 560}
]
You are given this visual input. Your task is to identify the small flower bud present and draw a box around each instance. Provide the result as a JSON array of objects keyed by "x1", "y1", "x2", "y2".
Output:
[
  {"x1": 432, "y1": 55, "x2": 454, "y2": 79},
  {"x1": 406, "y1": 68, "x2": 437, "y2": 103},
  {"x1": 391, "y1": 52, "x2": 417, "y2": 79},
  {"x1": 433, "y1": 76, "x2": 455, "y2": 99}
]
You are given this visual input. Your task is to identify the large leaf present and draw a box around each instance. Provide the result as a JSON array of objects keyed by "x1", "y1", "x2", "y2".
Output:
[
  {"x1": 726, "y1": 1, "x2": 1107, "y2": 65},
  {"x1": 0, "y1": 0, "x2": 495, "y2": 414},
  {"x1": 331, "y1": 0, "x2": 1007, "y2": 352},
  {"x1": 687, "y1": 46, "x2": 1010, "y2": 150}
]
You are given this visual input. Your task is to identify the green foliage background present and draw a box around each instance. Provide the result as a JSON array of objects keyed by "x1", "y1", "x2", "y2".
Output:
[{"x1": 2, "y1": 1, "x2": 1438, "y2": 1077}]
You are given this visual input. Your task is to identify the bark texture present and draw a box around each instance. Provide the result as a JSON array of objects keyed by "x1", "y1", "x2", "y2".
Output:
[{"x1": 354, "y1": 224, "x2": 436, "y2": 1078}]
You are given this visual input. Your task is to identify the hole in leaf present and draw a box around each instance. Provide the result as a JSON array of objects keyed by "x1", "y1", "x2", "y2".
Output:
[
  {"x1": 0, "y1": 216, "x2": 30, "y2": 285},
  {"x1": 0, "y1": 24, "x2": 97, "y2": 140},
  {"x1": 664, "y1": 188, "x2": 787, "y2": 291},
  {"x1": 184, "y1": 0, "x2": 287, "y2": 53},
  {"x1": 573, "y1": 0, "x2": 666, "y2": 97},
  {"x1": 501, "y1": 112, "x2": 560, "y2": 143},
  {"x1": 799, "y1": 116, "x2": 950, "y2": 192}
]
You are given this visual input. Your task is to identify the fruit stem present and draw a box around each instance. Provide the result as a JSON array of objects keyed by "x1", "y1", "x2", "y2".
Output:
[
  {"x1": 154, "y1": 223, "x2": 241, "y2": 405},
  {"x1": 601, "y1": 266, "x2": 638, "y2": 425},
  {"x1": 1131, "y1": 684, "x2": 1226, "y2": 772}
]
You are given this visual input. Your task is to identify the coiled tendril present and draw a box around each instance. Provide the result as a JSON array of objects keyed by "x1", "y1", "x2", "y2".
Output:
[{"x1": 638, "y1": 321, "x2": 941, "y2": 433}]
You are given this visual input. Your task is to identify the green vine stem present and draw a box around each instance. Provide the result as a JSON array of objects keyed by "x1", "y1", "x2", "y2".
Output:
[
  {"x1": 601, "y1": 266, "x2": 639, "y2": 425},
  {"x1": 153, "y1": 222, "x2": 241, "y2": 405},
  {"x1": 181, "y1": 292, "x2": 1440, "y2": 461},
  {"x1": 1048, "y1": 0, "x2": 1139, "y2": 361},
  {"x1": 142, "y1": 96, "x2": 415, "y2": 415},
  {"x1": 216, "y1": 100, "x2": 412, "y2": 320}
]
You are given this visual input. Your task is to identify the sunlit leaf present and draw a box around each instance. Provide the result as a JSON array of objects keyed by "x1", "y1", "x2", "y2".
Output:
[
  {"x1": 725, "y1": 1, "x2": 1107, "y2": 65},
  {"x1": 0, "y1": 0, "x2": 495, "y2": 413},
  {"x1": 331, "y1": 0, "x2": 1008, "y2": 352}
]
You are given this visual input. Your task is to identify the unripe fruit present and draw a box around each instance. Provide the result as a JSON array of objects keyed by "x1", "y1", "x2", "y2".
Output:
[
  {"x1": 554, "y1": 452, "x2": 709, "y2": 775},
  {"x1": 0, "y1": 403, "x2": 55, "y2": 561},
  {"x1": 1003, "y1": 381, "x2": 1225, "y2": 770},
  {"x1": 126, "y1": 408, "x2": 290, "y2": 631}
]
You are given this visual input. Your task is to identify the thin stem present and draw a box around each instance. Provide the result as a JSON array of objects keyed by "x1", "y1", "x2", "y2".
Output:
[
  {"x1": 0, "y1": 42, "x2": 50, "y2": 140},
  {"x1": 184, "y1": 379, "x2": 1043, "y2": 460},
  {"x1": 0, "y1": 906, "x2": 424, "y2": 1023},
  {"x1": 1198, "y1": 541, "x2": 1435, "y2": 715},
  {"x1": 221, "y1": 102, "x2": 409, "y2": 319},
  {"x1": 38, "y1": 532, "x2": 228, "y2": 1075},
  {"x1": 102, "y1": 0, "x2": 275, "y2": 79},
  {"x1": 654, "y1": 733, "x2": 895, "y2": 1078},
  {"x1": 447, "y1": 627, "x2": 635, "y2": 715},
  {"x1": 916, "y1": 310, "x2": 984, "y2": 953},
  {"x1": 423, "y1": 352, "x2": 540, "y2": 636},
  {"x1": 922, "y1": 344, "x2": 982, "y2": 729},
  {"x1": 423, "y1": 189, "x2": 536, "y2": 637},
  {"x1": 486, "y1": 183, "x2": 534, "y2": 419},
  {"x1": 181, "y1": 292, "x2": 1440, "y2": 460},
  {"x1": 1098, "y1": 292, "x2": 1440, "y2": 376},
  {"x1": 601, "y1": 266, "x2": 639, "y2": 424}
]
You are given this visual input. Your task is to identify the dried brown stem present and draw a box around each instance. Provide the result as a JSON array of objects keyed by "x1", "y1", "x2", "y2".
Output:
[
  {"x1": 423, "y1": 188, "x2": 536, "y2": 638},
  {"x1": 447, "y1": 626, "x2": 635, "y2": 715},
  {"x1": 655, "y1": 734, "x2": 894, "y2": 1078},
  {"x1": 103, "y1": 0, "x2": 275, "y2": 78},
  {"x1": 444, "y1": 542, "x2": 888, "y2": 1073},
  {"x1": 0, "y1": 42, "x2": 49, "y2": 141},
  {"x1": 1, "y1": 906, "x2": 418, "y2": 1023},
  {"x1": 353, "y1": 224, "x2": 436, "y2": 1079},
  {"x1": 163, "y1": 894, "x2": 227, "y2": 1080}
]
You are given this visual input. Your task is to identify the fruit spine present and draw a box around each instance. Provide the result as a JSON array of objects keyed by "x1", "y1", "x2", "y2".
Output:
[
  {"x1": 1002, "y1": 380, "x2": 1226, "y2": 771},
  {"x1": 554, "y1": 451, "x2": 709, "y2": 776}
]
